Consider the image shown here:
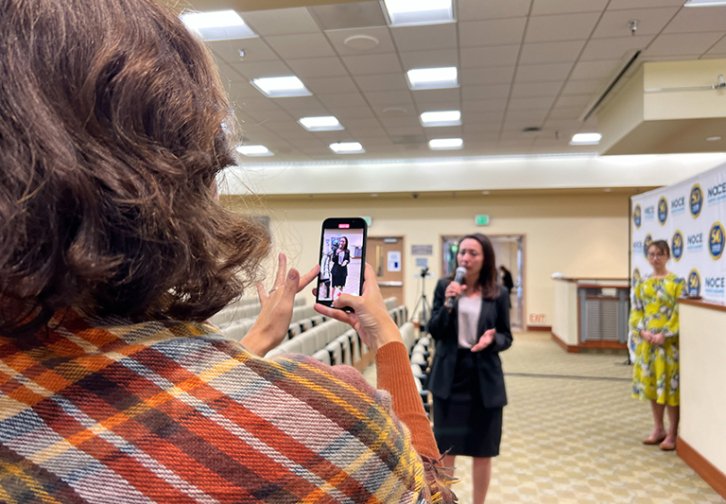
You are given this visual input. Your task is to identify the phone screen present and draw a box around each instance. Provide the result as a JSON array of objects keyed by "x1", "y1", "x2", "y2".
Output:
[{"x1": 316, "y1": 217, "x2": 367, "y2": 308}]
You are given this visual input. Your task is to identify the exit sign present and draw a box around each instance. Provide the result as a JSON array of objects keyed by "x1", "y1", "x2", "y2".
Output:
[{"x1": 475, "y1": 214, "x2": 490, "y2": 226}]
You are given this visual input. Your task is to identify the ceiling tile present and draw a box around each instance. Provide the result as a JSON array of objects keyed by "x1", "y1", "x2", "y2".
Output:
[
  {"x1": 354, "y1": 73, "x2": 408, "y2": 92},
  {"x1": 462, "y1": 99, "x2": 508, "y2": 113},
  {"x1": 344, "y1": 117, "x2": 384, "y2": 133},
  {"x1": 273, "y1": 96, "x2": 327, "y2": 112},
  {"x1": 548, "y1": 107, "x2": 583, "y2": 120},
  {"x1": 531, "y1": 0, "x2": 608, "y2": 15},
  {"x1": 460, "y1": 18, "x2": 527, "y2": 47},
  {"x1": 705, "y1": 35, "x2": 726, "y2": 57},
  {"x1": 304, "y1": 76, "x2": 358, "y2": 94},
  {"x1": 242, "y1": 7, "x2": 321, "y2": 36},
  {"x1": 391, "y1": 23, "x2": 458, "y2": 52},
  {"x1": 286, "y1": 57, "x2": 348, "y2": 78},
  {"x1": 645, "y1": 32, "x2": 725, "y2": 57},
  {"x1": 309, "y1": 1, "x2": 387, "y2": 30},
  {"x1": 608, "y1": 0, "x2": 689, "y2": 9},
  {"x1": 507, "y1": 96, "x2": 556, "y2": 110},
  {"x1": 226, "y1": 80, "x2": 264, "y2": 100},
  {"x1": 462, "y1": 84, "x2": 510, "y2": 100},
  {"x1": 592, "y1": 8, "x2": 678, "y2": 38},
  {"x1": 324, "y1": 26, "x2": 396, "y2": 56},
  {"x1": 510, "y1": 81, "x2": 562, "y2": 98},
  {"x1": 460, "y1": 66, "x2": 516, "y2": 85},
  {"x1": 457, "y1": 0, "x2": 532, "y2": 20},
  {"x1": 364, "y1": 90, "x2": 415, "y2": 106},
  {"x1": 515, "y1": 62, "x2": 574, "y2": 82},
  {"x1": 208, "y1": 38, "x2": 278, "y2": 63},
  {"x1": 229, "y1": 60, "x2": 291, "y2": 80},
  {"x1": 318, "y1": 92, "x2": 369, "y2": 108},
  {"x1": 525, "y1": 13, "x2": 601, "y2": 42},
  {"x1": 519, "y1": 40, "x2": 586, "y2": 64},
  {"x1": 342, "y1": 53, "x2": 403, "y2": 75},
  {"x1": 554, "y1": 94, "x2": 592, "y2": 109},
  {"x1": 399, "y1": 49, "x2": 458, "y2": 70},
  {"x1": 460, "y1": 45, "x2": 521, "y2": 68},
  {"x1": 664, "y1": 7, "x2": 726, "y2": 34},
  {"x1": 265, "y1": 33, "x2": 336, "y2": 59},
  {"x1": 580, "y1": 36, "x2": 652, "y2": 61},
  {"x1": 328, "y1": 106, "x2": 377, "y2": 119},
  {"x1": 560, "y1": 79, "x2": 601, "y2": 96}
]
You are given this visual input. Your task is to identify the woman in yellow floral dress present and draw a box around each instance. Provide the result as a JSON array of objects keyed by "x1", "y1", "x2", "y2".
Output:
[{"x1": 629, "y1": 240, "x2": 685, "y2": 451}]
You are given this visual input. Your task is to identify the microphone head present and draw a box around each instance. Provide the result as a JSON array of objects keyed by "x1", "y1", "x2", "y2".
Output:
[{"x1": 454, "y1": 266, "x2": 467, "y2": 282}]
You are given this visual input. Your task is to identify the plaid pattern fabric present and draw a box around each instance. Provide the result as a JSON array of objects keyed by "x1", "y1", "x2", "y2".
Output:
[{"x1": 0, "y1": 309, "x2": 426, "y2": 503}]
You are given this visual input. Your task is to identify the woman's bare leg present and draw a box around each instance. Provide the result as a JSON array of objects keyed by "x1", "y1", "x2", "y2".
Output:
[
  {"x1": 472, "y1": 456, "x2": 492, "y2": 504},
  {"x1": 644, "y1": 401, "x2": 666, "y2": 443}
]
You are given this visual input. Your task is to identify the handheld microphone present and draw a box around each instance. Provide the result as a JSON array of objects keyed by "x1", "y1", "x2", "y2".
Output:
[{"x1": 445, "y1": 266, "x2": 467, "y2": 311}]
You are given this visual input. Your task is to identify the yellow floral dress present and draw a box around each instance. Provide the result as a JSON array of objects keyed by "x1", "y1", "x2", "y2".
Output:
[{"x1": 629, "y1": 273, "x2": 685, "y2": 406}]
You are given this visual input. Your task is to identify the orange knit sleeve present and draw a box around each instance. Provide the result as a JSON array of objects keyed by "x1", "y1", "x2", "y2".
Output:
[{"x1": 375, "y1": 341, "x2": 439, "y2": 460}]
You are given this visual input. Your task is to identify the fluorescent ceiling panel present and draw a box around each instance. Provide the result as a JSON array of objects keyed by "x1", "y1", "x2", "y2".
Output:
[
  {"x1": 180, "y1": 10, "x2": 256, "y2": 41},
  {"x1": 236, "y1": 145, "x2": 273, "y2": 156},
  {"x1": 420, "y1": 110, "x2": 461, "y2": 127},
  {"x1": 251, "y1": 76, "x2": 312, "y2": 98},
  {"x1": 330, "y1": 142, "x2": 365, "y2": 154},
  {"x1": 429, "y1": 138, "x2": 463, "y2": 150},
  {"x1": 298, "y1": 116, "x2": 344, "y2": 131},
  {"x1": 684, "y1": 0, "x2": 726, "y2": 6},
  {"x1": 407, "y1": 67, "x2": 458, "y2": 90},
  {"x1": 383, "y1": 0, "x2": 454, "y2": 26},
  {"x1": 570, "y1": 132, "x2": 602, "y2": 145}
]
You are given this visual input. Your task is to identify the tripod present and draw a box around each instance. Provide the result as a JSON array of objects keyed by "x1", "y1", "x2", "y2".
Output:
[{"x1": 410, "y1": 268, "x2": 433, "y2": 333}]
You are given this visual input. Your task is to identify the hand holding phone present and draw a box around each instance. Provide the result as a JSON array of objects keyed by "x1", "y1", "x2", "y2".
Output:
[{"x1": 315, "y1": 217, "x2": 367, "y2": 311}]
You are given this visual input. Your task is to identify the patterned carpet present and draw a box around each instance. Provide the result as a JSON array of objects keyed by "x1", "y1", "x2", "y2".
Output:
[{"x1": 364, "y1": 332, "x2": 724, "y2": 503}]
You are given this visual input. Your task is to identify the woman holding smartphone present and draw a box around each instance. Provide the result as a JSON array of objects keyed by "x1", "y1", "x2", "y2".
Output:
[
  {"x1": 428, "y1": 233, "x2": 513, "y2": 504},
  {"x1": 0, "y1": 1, "x2": 454, "y2": 501},
  {"x1": 330, "y1": 235, "x2": 350, "y2": 298}
]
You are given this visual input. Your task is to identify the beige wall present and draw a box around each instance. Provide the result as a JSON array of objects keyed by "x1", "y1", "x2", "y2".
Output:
[{"x1": 224, "y1": 192, "x2": 630, "y2": 328}]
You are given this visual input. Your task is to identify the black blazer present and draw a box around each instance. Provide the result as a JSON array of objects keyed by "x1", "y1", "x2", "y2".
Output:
[{"x1": 427, "y1": 278, "x2": 513, "y2": 408}]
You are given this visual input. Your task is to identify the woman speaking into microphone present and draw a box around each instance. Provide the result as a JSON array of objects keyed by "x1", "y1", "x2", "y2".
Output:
[{"x1": 428, "y1": 233, "x2": 513, "y2": 504}]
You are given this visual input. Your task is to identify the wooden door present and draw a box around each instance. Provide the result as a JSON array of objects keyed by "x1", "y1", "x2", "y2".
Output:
[{"x1": 369, "y1": 236, "x2": 405, "y2": 305}]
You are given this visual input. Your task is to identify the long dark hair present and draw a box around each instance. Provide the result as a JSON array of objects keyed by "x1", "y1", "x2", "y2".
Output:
[
  {"x1": 0, "y1": 0, "x2": 270, "y2": 334},
  {"x1": 455, "y1": 233, "x2": 500, "y2": 300}
]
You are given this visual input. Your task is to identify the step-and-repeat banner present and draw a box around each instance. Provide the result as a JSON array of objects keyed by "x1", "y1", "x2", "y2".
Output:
[{"x1": 631, "y1": 162, "x2": 726, "y2": 303}]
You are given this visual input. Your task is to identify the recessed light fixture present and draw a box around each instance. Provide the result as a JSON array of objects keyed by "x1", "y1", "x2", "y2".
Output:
[
  {"x1": 180, "y1": 10, "x2": 257, "y2": 41},
  {"x1": 383, "y1": 0, "x2": 454, "y2": 26},
  {"x1": 570, "y1": 132, "x2": 602, "y2": 145},
  {"x1": 420, "y1": 110, "x2": 461, "y2": 127},
  {"x1": 429, "y1": 138, "x2": 463, "y2": 150},
  {"x1": 298, "y1": 116, "x2": 344, "y2": 131},
  {"x1": 706, "y1": 135, "x2": 722, "y2": 142},
  {"x1": 236, "y1": 145, "x2": 273, "y2": 157},
  {"x1": 330, "y1": 142, "x2": 364, "y2": 154},
  {"x1": 407, "y1": 67, "x2": 458, "y2": 90},
  {"x1": 684, "y1": 0, "x2": 726, "y2": 7},
  {"x1": 250, "y1": 76, "x2": 311, "y2": 98}
]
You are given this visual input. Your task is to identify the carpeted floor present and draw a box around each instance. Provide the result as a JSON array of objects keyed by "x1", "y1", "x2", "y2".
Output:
[{"x1": 364, "y1": 331, "x2": 724, "y2": 503}]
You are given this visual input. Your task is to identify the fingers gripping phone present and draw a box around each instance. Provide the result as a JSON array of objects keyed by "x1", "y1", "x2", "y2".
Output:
[{"x1": 316, "y1": 217, "x2": 367, "y2": 311}]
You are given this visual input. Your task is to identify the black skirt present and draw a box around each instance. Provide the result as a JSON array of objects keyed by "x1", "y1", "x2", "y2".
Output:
[{"x1": 432, "y1": 349, "x2": 503, "y2": 457}]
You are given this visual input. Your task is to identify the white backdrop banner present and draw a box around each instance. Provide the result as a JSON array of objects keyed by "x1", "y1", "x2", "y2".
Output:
[{"x1": 630, "y1": 162, "x2": 726, "y2": 303}]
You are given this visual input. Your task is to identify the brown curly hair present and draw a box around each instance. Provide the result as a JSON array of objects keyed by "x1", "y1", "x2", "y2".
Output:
[{"x1": 0, "y1": 0, "x2": 269, "y2": 334}]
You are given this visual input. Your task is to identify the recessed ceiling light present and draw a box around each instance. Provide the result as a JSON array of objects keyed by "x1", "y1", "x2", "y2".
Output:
[
  {"x1": 570, "y1": 132, "x2": 602, "y2": 145},
  {"x1": 236, "y1": 145, "x2": 273, "y2": 157},
  {"x1": 250, "y1": 76, "x2": 311, "y2": 98},
  {"x1": 429, "y1": 138, "x2": 463, "y2": 150},
  {"x1": 383, "y1": 0, "x2": 454, "y2": 26},
  {"x1": 420, "y1": 110, "x2": 461, "y2": 127},
  {"x1": 180, "y1": 10, "x2": 257, "y2": 41},
  {"x1": 684, "y1": 0, "x2": 726, "y2": 7},
  {"x1": 298, "y1": 116, "x2": 344, "y2": 131},
  {"x1": 706, "y1": 135, "x2": 722, "y2": 142},
  {"x1": 407, "y1": 67, "x2": 458, "y2": 90},
  {"x1": 330, "y1": 142, "x2": 364, "y2": 154}
]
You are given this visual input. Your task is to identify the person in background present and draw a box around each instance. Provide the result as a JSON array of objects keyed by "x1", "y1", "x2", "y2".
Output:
[
  {"x1": 0, "y1": 1, "x2": 455, "y2": 501},
  {"x1": 428, "y1": 233, "x2": 513, "y2": 504},
  {"x1": 499, "y1": 265, "x2": 514, "y2": 306},
  {"x1": 330, "y1": 235, "x2": 350, "y2": 300},
  {"x1": 629, "y1": 240, "x2": 685, "y2": 451}
]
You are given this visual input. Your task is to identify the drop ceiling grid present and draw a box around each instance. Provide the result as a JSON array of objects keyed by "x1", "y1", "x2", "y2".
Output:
[{"x1": 198, "y1": 0, "x2": 725, "y2": 160}]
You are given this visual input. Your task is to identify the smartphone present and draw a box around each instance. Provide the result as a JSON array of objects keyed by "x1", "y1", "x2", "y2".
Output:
[{"x1": 315, "y1": 217, "x2": 367, "y2": 310}]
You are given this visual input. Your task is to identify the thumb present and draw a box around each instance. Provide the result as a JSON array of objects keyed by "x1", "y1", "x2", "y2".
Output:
[{"x1": 334, "y1": 292, "x2": 362, "y2": 311}]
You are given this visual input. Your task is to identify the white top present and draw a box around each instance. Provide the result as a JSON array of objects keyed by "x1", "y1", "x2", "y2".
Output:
[{"x1": 457, "y1": 295, "x2": 482, "y2": 349}]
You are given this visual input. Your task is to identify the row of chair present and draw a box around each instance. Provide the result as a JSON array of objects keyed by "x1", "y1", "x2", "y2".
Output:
[
  {"x1": 210, "y1": 296, "x2": 307, "y2": 329},
  {"x1": 400, "y1": 322, "x2": 433, "y2": 415}
]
